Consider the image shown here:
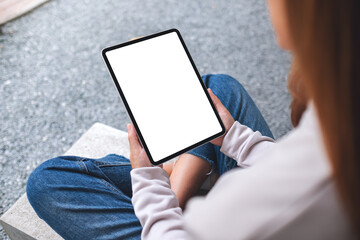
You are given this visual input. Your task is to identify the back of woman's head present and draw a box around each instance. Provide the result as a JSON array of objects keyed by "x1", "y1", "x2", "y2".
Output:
[{"x1": 284, "y1": 0, "x2": 360, "y2": 235}]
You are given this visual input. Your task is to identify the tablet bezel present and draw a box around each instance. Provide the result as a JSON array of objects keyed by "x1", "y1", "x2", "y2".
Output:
[{"x1": 102, "y1": 29, "x2": 225, "y2": 165}]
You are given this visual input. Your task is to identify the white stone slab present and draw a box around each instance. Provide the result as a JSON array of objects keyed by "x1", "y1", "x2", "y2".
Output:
[
  {"x1": 0, "y1": 123, "x2": 130, "y2": 240},
  {"x1": 0, "y1": 0, "x2": 50, "y2": 25}
]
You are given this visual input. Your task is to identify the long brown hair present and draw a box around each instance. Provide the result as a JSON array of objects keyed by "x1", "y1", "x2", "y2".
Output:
[
  {"x1": 285, "y1": 0, "x2": 360, "y2": 234},
  {"x1": 287, "y1": 60, "x2": 307, "y2": 127}
]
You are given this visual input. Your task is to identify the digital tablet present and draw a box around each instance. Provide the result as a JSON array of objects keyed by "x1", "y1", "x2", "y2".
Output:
[{"x1": 102, "y1": 29, "x2": 225, "y2": 165}]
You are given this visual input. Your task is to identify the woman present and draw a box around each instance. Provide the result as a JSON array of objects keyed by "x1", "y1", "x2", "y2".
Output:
[{"x1": 26, "y1": 0, "x2": 359, "y2": 239}]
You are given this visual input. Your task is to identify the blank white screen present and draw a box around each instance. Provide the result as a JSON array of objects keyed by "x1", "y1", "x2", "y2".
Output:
[{"x1": 106, "y1": 32, "x2": 223, "y2": 163}]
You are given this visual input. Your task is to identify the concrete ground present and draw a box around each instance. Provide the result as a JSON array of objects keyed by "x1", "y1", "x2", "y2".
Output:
[{"x1": 0, "y1": 0, "x2": 292, "y2": 239}]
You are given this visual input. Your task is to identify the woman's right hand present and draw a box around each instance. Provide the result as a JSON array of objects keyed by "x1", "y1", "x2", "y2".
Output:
[{"x1": 208, "y1": 88, "x2": 235, "y2": 147}]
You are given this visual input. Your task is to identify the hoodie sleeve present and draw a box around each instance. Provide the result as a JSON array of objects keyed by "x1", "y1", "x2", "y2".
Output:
[
  {"x1": 220, "y1": 121, "x2": 275, "y2": 167},
  {"x1": 131, "y1": 167, "x2": 188, "y2": 240}
]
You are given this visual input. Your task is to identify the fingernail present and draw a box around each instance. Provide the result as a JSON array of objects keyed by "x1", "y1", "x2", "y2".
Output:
[{"x1": 127, "y1": 124, "x2": 131, "y2": 130}]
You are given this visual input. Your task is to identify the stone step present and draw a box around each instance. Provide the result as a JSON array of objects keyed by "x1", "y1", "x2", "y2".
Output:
[
  {"x1": 0, "y1": 0, "x2": 49, "y2": 25},
  {"x1": 0, "y1": 123, "x2": 131, "y2": 240}
]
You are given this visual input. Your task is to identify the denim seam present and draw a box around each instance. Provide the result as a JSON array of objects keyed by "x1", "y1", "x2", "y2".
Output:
[
  {"x1": 77, "y1": 160, "x2": 89, "y2": 174},
  {"x1": 100, "y1": 179, "x2": 122, "y2": 194},
  {"x1": 96, "y1": 162, "x2": 131, "y2": 167}
]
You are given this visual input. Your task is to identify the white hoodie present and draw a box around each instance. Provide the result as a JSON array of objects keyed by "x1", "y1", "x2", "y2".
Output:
[{"x1": 130, "y1": 104, "x2": 355, "y2": 240}]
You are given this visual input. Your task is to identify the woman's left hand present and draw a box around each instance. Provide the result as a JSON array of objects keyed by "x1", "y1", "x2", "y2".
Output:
[{"x1": 127, "y1": 123, "x2": 153, "y2": 169}]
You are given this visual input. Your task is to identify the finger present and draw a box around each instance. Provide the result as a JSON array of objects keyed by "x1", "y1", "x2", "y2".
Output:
[
  {"x1": 127, "y1": 124, "x2": 141, "y2": 153},
  {"x1": 207, "y1": 88, "x2": 223, "y2": 110}
]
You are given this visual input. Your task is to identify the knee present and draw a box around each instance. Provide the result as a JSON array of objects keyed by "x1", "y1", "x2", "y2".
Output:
[
  {"x1": 26, "y1": 157, "x2": 64, "y2": 215},
  {"x1": 202, "y1": 74, "x2": 245, "y2": 94},
  {"x1": 202, "y1": 74, "x2": 248, "y2": 106}
]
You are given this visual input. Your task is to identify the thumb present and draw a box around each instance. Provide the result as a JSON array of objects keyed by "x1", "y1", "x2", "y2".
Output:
[{"x1": 127, "y1": 124, "x2": 142, "y2": 152}]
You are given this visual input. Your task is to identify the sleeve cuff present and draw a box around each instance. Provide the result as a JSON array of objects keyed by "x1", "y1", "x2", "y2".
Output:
[{"x1": 220, "y1": 121, "x2": 275, "y2": 167}]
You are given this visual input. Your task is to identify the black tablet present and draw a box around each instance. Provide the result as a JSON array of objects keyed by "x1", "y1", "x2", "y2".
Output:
[{"x1": 102, "y1": 29, "x2": 225, "y2": 165}]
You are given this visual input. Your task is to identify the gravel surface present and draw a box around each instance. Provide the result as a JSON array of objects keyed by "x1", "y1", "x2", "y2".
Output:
[{"x1": 0, "y1": 0, "x2": 291, "y2": 238}]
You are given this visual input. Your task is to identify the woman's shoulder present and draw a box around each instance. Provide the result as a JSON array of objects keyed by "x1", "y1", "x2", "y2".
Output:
[{"x1": 257, "y1": 103, "x2": 331, "y2": 183}]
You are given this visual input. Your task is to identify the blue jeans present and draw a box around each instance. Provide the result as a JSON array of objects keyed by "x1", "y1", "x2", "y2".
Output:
[
  {"x1": 188, "y1": 74, "x2": 273, "y2": 175},
  {"x1": 27, "y1": 74, "x2": 273, "y2": 240}
]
